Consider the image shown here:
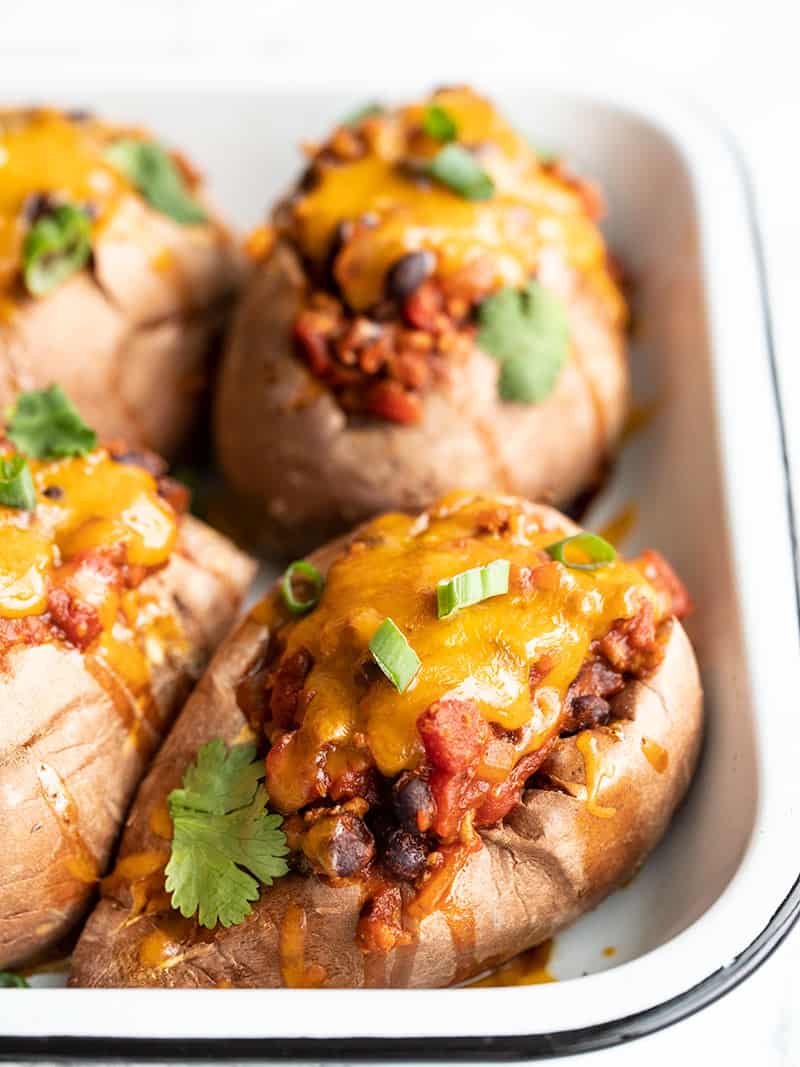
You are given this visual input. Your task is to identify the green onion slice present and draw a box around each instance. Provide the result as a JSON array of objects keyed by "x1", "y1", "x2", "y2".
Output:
[
  {"x1": 341, "y1": 102, "x2": 385, "y2": 128},
  {"x1": 545, "y1": 533, "x2": 617, "y2": 572},
  {"x1": 281, "y1": 560, "x2": 324, "y2": 615},
  {"x1": 369, "y1": 618, "x2": 420, "y2": 693},
  {"x1": 423, "y1": 104, "x2": 458, "y2": 142},
  {"x1": 426, "y1": 144, "x2": 494, "y2": 201},
  {"x1": 0, "y1": 455, "x2": 36, "y2": 510},
  {"x1": 437, "y1": 559, "x2": 510, "y2": 618},
  {"x1": 22, "y1": 203, "x2": 92, "y2": 297},
  {"x1": 0, "y1": 972, "x2": 28, "y2": 988},
  {"x1": 105, "y1": 139, "x2": 207, "y2": 225}
]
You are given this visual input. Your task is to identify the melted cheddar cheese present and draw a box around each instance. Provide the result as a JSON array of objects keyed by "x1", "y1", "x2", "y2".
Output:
[
  {"x1": 290, "y1": 88, "x2": 624, "y2": 318},
  {"x1": 0, "y1": 448, "x2": 177, "y2": 619},
  {"x1": 264, "y1": 493, "x2": 658, "y2": 779},
  {"x1": 0, "y1": 109, "x2": 137, "y2": 295},
  {"x1": 0, "y1": 448, "x2": 180, "y2": 703}
]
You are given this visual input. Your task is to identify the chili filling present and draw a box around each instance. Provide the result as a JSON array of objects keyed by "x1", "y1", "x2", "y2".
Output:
[
  {"x1": 275, "y1": 87, "x2": 626, "y2": 423},
  {"x1": 237, "y1": 494, "x2": 690, "y2": 945},
  {"x1": 0, "y1": 440, "x2": 186, "y2": 700}
]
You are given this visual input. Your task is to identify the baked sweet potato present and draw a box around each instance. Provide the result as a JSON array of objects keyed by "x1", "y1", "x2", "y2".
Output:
[
  {"x1": 0, "y1": 108, "x2": 243, "y2": 457},
  {"x1": 71, "y1": 493, "x2": 701, "y2": 988},
  {"x1": 0, "y1": 401, "x2": 255, "y2": 971},
  {"x1": 215, "y1": 88, "x2": 628, "y2": 554}
]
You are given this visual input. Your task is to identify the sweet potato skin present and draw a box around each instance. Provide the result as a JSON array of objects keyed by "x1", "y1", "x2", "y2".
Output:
[
  {"x1": 0, "y1": 516, "x2": 256, "y2": 971},
  {"x1": 214, "y1": 243, "x2": 628, "y2": 557},
  {"x1": 0, "y1": 194, "x2": 243, "y2": 458},
  {"x1": 70, "y1": 503, "x2": 702, "y2": 989}
]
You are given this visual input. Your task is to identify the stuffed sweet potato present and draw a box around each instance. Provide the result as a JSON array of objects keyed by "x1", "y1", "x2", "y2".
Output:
[
  {"x1": 215, "y1": 87, "x2": 628, "y2": 554},
  {"x1": 0, "y1": 387, "x2": 255, "y2": 971},
  {"x1": 0, "y1": 108, "x2": 242, "y2": 456},
  {"x1": 71, "y1": 491, "x2": 701, "y2": 989}
]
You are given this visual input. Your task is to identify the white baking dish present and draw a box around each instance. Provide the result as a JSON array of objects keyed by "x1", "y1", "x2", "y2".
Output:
[{"x1": 0, "y1": 79, "x2": 798, "y2": 1059}]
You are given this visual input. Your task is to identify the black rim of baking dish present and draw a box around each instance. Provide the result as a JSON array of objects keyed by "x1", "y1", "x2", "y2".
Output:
[{"x1": 1, "y1": 127, "x2": 798, "y2": 1066}]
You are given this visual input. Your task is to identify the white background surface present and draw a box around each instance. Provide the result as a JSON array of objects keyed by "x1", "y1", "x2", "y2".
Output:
[{"x1": 1, "y1": 1, "x2": 798, "y2": 1064}]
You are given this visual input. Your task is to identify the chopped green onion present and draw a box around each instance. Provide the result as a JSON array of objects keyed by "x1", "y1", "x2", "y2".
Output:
[
  {"x1": 105, "y1": 140, "x2": 207, "y2": 225},
  {"x1": 22, "y1": 203, "x2": 92, "y2": 297},
  {"x1": 281, "y1": 560, "x2": 324, "y2": 615},
  {"x1": 528, "y1": 138, "x2": 558, "y2": 165},
  {"x1": 369, "y1": 618, "x2": 420, "y2": 693},
  {"x1": 6, "y1": 385, "x2": 97, "y2": 459},
  {"x1": 423, "y1": 104, "x2": 458, "y2": 142},
  {"x1": 341, "y1": 102, "x2": 385, "y2": 128},
  {"x1": 437, "y1": 559, "x2": 511, "y2": 618},
  {"x1": 0, "y1": 972, "x2": 28, "y2": 988},
  {"x1": 545, "y1": 533, "x2": 617, "y2": 571},
  {"x1": 426, "y1": 144, "x2": 494, "y2": 201},
  {"x1": 0, "y1": 455, "x2": 36, "y2": 510}
]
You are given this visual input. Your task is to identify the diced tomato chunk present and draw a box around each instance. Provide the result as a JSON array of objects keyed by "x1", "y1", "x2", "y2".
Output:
[
  {"x1": 402, "y1": 280, "x2": 444, "y2": 331},
  {"x1": 365, "y1": 381, "x2": 422, "y2": 424},
  {"x1": 417, "y1": 698, "x2": 488, "y2": 774},
  {"x1": 635, "y1": 549, "x2": 693, "y2": 619}
]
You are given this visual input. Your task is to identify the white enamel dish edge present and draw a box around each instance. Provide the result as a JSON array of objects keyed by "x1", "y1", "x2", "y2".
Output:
[{"x1": 0, "y1": 80, "x2": 798, "y2": 1048}]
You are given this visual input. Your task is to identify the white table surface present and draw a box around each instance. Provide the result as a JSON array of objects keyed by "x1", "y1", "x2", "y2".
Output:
[{"x1": 1, "y1": 1, "x2": 798, "y2": 1063}]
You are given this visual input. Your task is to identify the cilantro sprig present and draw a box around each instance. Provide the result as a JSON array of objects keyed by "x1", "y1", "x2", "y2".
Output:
[
  {"x1": 341, "y1": 101, "x2": 385, "y2": 128},
  {"x1": 6, "y1": 385, "x2": 97, "y2": 459},
  {"x1": 0, "y1": 455, "x2": 36, "y2": 510},
  {"x1": 477, "y1": 281, "x2": 570, "y2": 404},
  {"x1": 165, "y1": 740, "x2": 288, "y2": 929},
  {"x1": 22, "y1": 203, "x2": 92, "y2": 297},
  {"x1": 105, "y1": 139, "x2": 207, "y2": 226}
]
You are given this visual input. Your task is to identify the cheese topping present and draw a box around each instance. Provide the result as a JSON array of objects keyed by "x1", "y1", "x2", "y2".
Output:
[
  {"x1": 0, "y1": 448, "x2": 177, "y2": 616},
  {"x1": 0, "y1": 445, "x2": 181, "y2": 713},
  {"x1": 268, "y1": 493, "x2": 658, "y2": 778},
  {"x1": 290, "y1": 88, "x2": 624, "y2": 318},
  {"x1": 0, "y1": 109, "x2": 136, "y2": 294}
]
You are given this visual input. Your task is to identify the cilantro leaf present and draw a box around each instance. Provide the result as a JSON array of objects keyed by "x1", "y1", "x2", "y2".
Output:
[
  {"x1": 340, "y1": 101, "x2": 385, "y2": 128},
  {"x1": 22, "y1": 203, "x2": 92, "y2": 297},
  {"x1": 170, "y1": 739, "x2": 264, "y2": 816},
  {"x1": 105, "y1": 140, "x2": 207, "y2": 226},
  {"x1": 0, "y1": 455, "x2": 36, "y2": 510},
  {"x1": 6, "y1": 385, "x2": 97, "y2": 459},
  {"x1": 165, "y1": 741, "x2": 288, "y2": 929},
  {"x1": 477, "y1": 281, "x2": 570, "y2": 404},
  {"x1": 0, "y1": 972, "x2": 28, "y2": 988}
]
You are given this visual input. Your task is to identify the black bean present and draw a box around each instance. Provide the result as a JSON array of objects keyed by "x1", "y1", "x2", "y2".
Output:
[
  {"x1": 21, "y1": 193, "x2": 52, "y2": 224},
  {"x1": 326, "y1": 814, "x2": 375, "y2": 878},
  {"x1": 392, "y1": 774, "x2": 435, "y2": 834},
  {"x1": 297, "y1": 164, "x2": 319, "y2": 193},
  {"x1": 564, "y1": 695, "x2": 611, "y2": 735},
  {"x1": 382, "y1": 828, "x2": 428, "y2": 881},
  {"x1": 110, "y1": 448, "x2": 167, "y2": 477},
  {"x1": 42, "y1": 486, "x2": 64, "y2": 500},
  {"x1": 385, "y1": 250, "x2": 435, "y2": 301}
]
